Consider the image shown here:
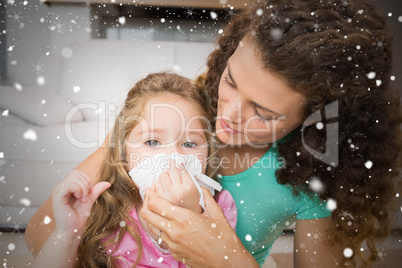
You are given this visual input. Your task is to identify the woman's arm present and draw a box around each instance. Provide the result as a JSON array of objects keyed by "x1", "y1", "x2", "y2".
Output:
[
  {"x1": 140, "y1": 187, "x2": 260, "y2": 268},
  {"x1": 294, "y1": 217, "x2": 343, "y2": 267},
  {"x1": 25, "y1": 145, "x2": 107, "y2": 256}
]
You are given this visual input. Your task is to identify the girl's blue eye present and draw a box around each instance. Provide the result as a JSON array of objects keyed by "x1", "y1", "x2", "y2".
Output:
[
  {"x1": 146, "y1": 140, "x2": 160, "y2": 147},
  {"x1": 182, "y1": 142, "x2": 196, "y2": 148}
]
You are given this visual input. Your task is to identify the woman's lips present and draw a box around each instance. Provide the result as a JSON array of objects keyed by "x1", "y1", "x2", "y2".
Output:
[{"x1": 220, "y1": 119, "x2": 241, "y2": 135}]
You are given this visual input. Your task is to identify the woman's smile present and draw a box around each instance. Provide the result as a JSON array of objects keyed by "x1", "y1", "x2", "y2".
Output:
[{"x1": 220, "y1": 118, "x2": 242, "y2": 135}]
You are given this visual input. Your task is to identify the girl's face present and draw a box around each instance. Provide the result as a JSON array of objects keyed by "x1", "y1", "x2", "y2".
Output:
[
  {"x1": 125, "y1": 94, "x2": 209, "y2": 172},
  {"x1": 216, "y1": 38, "x2": 308, "y2": 147}
]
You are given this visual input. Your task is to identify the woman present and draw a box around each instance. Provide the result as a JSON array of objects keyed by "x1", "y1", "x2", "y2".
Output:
[{"x1": 26, "y1": 0, "x2": 401, "y2": 267}]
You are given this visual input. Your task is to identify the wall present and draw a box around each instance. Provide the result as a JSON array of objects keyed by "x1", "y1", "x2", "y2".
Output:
[
  {"x1": 3, "y1": 1, "x2": 91, "y2": 86},
  {"x1": 372, "y1": 0, "x2": 402, "y2": 94},
  {"x1": 2, "y1": 0, "x2": 401, "y2": 91}
]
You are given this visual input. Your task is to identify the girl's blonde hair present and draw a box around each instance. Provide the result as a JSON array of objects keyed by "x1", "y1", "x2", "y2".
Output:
[{"x1": 76, "y1": 72, "x2": 216, "y2": 267}]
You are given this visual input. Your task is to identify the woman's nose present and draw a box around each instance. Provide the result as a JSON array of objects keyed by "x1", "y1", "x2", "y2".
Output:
[{"x1": 222, "y1": 99, "x2": 245, "y2": 124}]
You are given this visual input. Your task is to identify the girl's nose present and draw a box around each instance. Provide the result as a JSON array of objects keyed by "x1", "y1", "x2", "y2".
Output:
[{"x1": 167, "y1": 144, "x2": 184, "y2": 157}]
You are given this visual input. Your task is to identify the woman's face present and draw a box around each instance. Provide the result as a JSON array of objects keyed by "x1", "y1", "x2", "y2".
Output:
[{"x1": 215, "y1": 38, "x2": 308, "y2": 147}]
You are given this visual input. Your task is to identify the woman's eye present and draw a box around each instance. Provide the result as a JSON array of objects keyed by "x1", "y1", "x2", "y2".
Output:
[
  {"x1": 254, "y1": 108, "x2": 275, "y2": 122},
  {"x1": 182, "y1": 142, "x2": 196, "y2": 148},
  {"x1": 223, "y1": 74, "x2": 236, "y2": 89},
  {"x1": 256, "y1": 112, "x2": 273, "y2": 122},
  {"x1": 145, "y1": 140, "x2": 160, "y2": 147}
]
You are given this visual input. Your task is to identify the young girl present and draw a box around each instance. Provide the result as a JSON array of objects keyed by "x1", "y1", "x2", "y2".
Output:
[{"x1": 32, "y1": 72, "x2": 237, "y2": 267}]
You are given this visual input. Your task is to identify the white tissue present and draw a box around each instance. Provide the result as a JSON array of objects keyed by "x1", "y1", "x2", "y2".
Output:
[{"x1": 128, "y1": 152, "x2": 222, "y2": 209}]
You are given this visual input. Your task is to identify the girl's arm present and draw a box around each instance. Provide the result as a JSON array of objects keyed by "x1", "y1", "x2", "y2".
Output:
[
  {"x1": 31, "y1": 170, "x2": 110, "y2": 267},
  {"x1": 140, "y1": 187, "x2": 260, "y2": 268},
  {"x1": 294, "y1": 217, "x2": 343, "y2": 267},
  {"x1": 25, "y1": 145, "x2": 107, "y2": 257}
]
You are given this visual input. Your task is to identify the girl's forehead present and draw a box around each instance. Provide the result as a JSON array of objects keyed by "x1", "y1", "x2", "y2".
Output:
[
  {"x1": 143, "y1": 95, "x2": 201, "y2": 115},
  {"x1": 139, "y1": 95, "x2": 207, "y2": 127}
]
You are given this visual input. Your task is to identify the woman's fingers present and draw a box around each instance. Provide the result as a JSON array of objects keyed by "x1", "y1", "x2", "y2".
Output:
[
  {"x1": 158, "y1": 172, "x2": 171, "y2": 190},
  {"x1": 140, "y1": 188, "x2": 177, "y2": 233},
  {"x1": 146, "y1": 187, "x2": 191, "y2": 221},
  {"x1": 166, "y1": 160, "x2": 183, "y2": 185},
  {"x1": 201, "y1": 187, "x2": 223, "y2": 218}
]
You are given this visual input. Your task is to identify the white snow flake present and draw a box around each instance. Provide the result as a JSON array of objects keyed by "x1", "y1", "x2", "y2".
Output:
[
  {"x1": 210, "y1": 11, "x2": 218, "y2": 20},
  {"x1": 37, "y1": 76, "x2": 45, "y2": 86},
  {"x1": 118, "y1": 16, "x2": 126, "y2": 25},
  {"x1": 326, "y1": 198, "x2": 337, "y2": 211},
  {"x1": 14, "y1": 82, "x2": 23, "y2": 91},
  {"x1": 309, "y1": 177, "x2": 324, "y2": 193},
  {"x1": 172, "y1": 64, "x2": 181, "y2": 72},
  {"x1": 62, "y1": 47, "x2": 73, "y2": 59},
  {"x1": 256, "y1": 8, "x2": 263, "y2": 16},
  {"x1": 2, "y1": 110, "x2": 9, "y2": 116},
  {"x1": 366, "y1": 71, "x2": 376, "y2": 79},
  {"x1": 73, "y1": 86, "x2": 81, "y2": 93},
  {"x1": 364, "y1": 160, "x2": 373, "y2": 169},
  {"x1": 23, "y1": 129, "x2": 37, "y2": 141},
  {"x1": 270, "y1": 28, "x2": 283, "y2": 41},
  {"x1": 43, "y1": 215, "x2": 52, "y2": 224},
  {"x1": 245, "y1": 234, "x2": 252, "y2": 241},
  {"x1": 8, "y1": 243, "x2": 15, "y2": 251},
  {"x1": 343, "y1": 247, "x2": 353, "y2": 258},
  {"x1": 19, "y1": 198, "x2": 31, "y2": 207}
]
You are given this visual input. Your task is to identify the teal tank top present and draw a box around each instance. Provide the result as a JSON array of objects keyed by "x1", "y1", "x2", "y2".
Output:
[{"x1": 218, "y1": 144, "x2": 331, "y2": 266}]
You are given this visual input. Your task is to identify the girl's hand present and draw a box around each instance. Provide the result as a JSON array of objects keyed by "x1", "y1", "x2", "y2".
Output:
[
  {"x1": 51, "y1": 170, "x2": 111, "y2": 238},
  {"x1": 139, "y1": 187, "x2": 259, "y2": 268},
  {"x1": 154, "y1": 160, "x2": 202, "y2": 213}
]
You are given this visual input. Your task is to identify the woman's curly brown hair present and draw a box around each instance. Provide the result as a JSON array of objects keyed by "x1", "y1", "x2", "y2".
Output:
[{"x1": 200, "y1": 0, "x2": 401, "y2": 266}]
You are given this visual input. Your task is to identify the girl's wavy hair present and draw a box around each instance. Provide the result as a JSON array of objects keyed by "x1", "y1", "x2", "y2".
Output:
[
  {"x1": 200, "y1": 0, "x2": 401, "y2": 266},
  {"x1": 76, "y1": 72, "x2": 217, "y2": 267}
]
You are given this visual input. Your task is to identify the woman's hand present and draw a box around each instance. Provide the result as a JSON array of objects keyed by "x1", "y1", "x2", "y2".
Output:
[
  {"x1": 154, "y1": 161, "x2": 202, "y2": 214},
  {"x1": 51, "y1": 170, "x2": 111, "y2": 237},
  {"x1": 139, "y1": 187, "x2": 259, "y2": 268}
]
